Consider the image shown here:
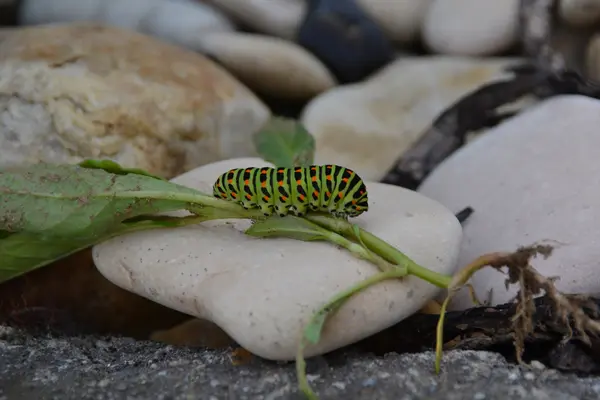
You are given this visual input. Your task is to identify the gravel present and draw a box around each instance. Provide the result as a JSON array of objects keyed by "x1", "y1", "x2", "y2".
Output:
[{"x1": 2, "y1": 325, "x2": 600, "y2": 400}]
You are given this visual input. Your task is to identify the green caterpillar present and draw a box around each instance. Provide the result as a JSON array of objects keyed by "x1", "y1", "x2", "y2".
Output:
[{"x1": 213, "y1": 165, "x2": 369, "y2": 218}]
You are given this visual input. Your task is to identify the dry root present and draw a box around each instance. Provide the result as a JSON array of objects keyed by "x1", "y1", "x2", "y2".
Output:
[{"x1": 440, "y1": 242, "x2": 600, "y2": 367}]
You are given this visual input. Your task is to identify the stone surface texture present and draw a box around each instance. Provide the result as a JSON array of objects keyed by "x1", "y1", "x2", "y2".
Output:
[
  {"x1": 422, "y1": 0, "x2": 520, "y2": 56},
  {"x1": 92, "y1": 157, "x2": 462, "y2": 361},
  {"x1": 357, "y1": 0, "x2": 433, "y2": 44},
  {"x1": 203, "y1": 0, "x2": 306, "y2": 40},
  {"x1": 0, "y1": 23, "x2": 270, "y2": 179},
  {"x1": 301, "y1": 56, "x2": 525, "y2": 181},
  {"x1": 559, "y1": 0, "x2": 600, "y2": 28},
  {"x1": 418, "y1": 95, "x2": 600, "y2": 310},
  {"x1": 196, "y1": 32, "x2": 336, "y2": 100},
  {"x1": 2, "y1": 328, "x2": 599, "y2": 400}
]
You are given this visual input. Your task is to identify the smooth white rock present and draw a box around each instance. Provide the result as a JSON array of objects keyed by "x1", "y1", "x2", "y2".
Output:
[
  {"x1": 418, "y1": 95, "x2": 600, "y2": 310},
  {"x1": 422, "y1": 0, "x2": 520, "y2": 56},
  {"x1": 128, "y1": 0, "x2": 236, "y2": 49},
  {"x1": 204, "y1": 0, "x2": 306, "y2": 40},
  {"x1": 300, "y1": 56, "x2": 527, "y2": 182},
  {"x1": 559, "y1": 0, "x2": 600, "y2": 27},
  {"x1": 357, "y1": 0, "x2": 433, "y2": 44},
  {"x1": 196, "y1": 32, "x2": 336, "y2": 100},
  {"x1": 19, "y1": 0, "x2": 235, "y2": 50},
  {"x1": 92, "y1": 157, "x2": 463, "y2": 360}
]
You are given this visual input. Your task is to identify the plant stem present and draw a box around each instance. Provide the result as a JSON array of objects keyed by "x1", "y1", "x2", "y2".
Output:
[
  {"x1": 318, "y1": 225, "x2": 407, "y2": 275},
  {"x1": 115, "y1": 191, "x2": 450, "y2": 288},
  {"x1": 305, "y1": 216, "x2": 452, "y2": 289},
  {"x1": 296, "y1": 268, "x2": 409, "y2": 399}
]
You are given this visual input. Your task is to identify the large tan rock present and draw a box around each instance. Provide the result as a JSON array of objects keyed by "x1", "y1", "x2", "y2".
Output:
[{"x1": 0, "y1": 23, "x2": 270, "y2": 178}]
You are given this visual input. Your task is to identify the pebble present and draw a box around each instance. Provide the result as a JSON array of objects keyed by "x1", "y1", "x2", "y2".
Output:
[
  {"x1": 196, "y1": 32, "x2": 336, "y2": 100},
  {"x1": 418, "y1": 95, "x2": 600, "y2": 310},
  {"x1": 92, "y1": 157, "x2": 462, "y2": 361},
  {"x1": 300, "y1": 56, "x2": 524, "y2": 181},
  {"x1": 356, "y1": 0, "x2": 433, "y2": 45},
  {"x1": 296, "y1": 0, "x2": 395, "y2": 83},
  {"x1": 559, "y1": 0, "x2": 600, "y2": 28},
  {"x1": 204, "y1": 0, "x2": 306, "y2": 40},
  {"x1": 422, "y1": 0, "x2": 520, "y2": 56},
  {"x1": 0, "y1": 23, "x2": 270, "y2": 179},
  {"x1": 18, "y1": 0, "x2": 236, "y2": 51}
]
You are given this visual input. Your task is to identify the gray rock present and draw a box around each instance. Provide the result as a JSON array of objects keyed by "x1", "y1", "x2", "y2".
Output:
[{"x1": 1, "y1": 325, "x2": 600, "y2": 399}]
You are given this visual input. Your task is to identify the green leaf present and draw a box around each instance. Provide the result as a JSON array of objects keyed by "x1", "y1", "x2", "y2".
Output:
[
  {"x1": 0, "y1": 163, "x2": 204, "y2": 235},
  {"x1": 253, "y1": 117, "x2": 315, "y2": 167},
  {"x1": 78, "y1": 159, "x2": 166, "y2": 180},
  {"x1": 245, "y1": 215, "x2": 330, "y2": 241},
  {"x1": 0, "y1": 162, "x2": 216, "y2": 283},
  {"x1": 0, "y1": 214, "x2": 211, "y2": 284}
]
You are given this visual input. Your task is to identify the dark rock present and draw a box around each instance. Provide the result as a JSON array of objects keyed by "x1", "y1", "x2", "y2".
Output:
[{"x1": 296, "y1": 0, "x2": 395, "y2": 84}]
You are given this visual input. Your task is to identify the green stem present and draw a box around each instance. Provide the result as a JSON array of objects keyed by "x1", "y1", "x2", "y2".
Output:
[
  {"x1": 115, "y1": 191, "x2": 450, "y2": 288},
  {"x1": 306, "y1": 215, "x2": 452, "y2": 289},
  {"x1": 321, "y1": 227, "x2": 407, "y2": 274},
  {"x1": 296, "y1": 268, "x2": 409, "y2": 399}
]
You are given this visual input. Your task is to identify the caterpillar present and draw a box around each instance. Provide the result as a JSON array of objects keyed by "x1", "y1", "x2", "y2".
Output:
[{"x1": 213, "y1": 165, "x2": 369, "y2": 218}]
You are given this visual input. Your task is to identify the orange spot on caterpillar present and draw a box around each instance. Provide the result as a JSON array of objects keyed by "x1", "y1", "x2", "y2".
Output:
[
  {"x1": 311, "y1": 167, "x2": 317, "y2": 170},
  {"x1": 261, "y1": 182, "x2": 267, "y2": 187},
  {"x1": 231, "y1": 192, "x2": 237, "y2": 198},
  {"x1": 244, "y1": 179, "x2": 249, "y2": 185},
  {"x1": 311, "y1": 176, "x2": 318, "y2": 182},
  {"x1": 326, "y1": 175, "x2": 332, "y2": 181},
  {"x1": 326, "y1": 191, "x2": 331, "y2": 197},
  {"x1": 278, "y1": 168, "x2": 285, "y2": 173},
  {"x1": 338, "y1": 192, "x2": 344, "y2": 198},
  {"x1": 228, "y1": 179, "x2": 233, "y2": 184},
  {"x1": 296, "y1": 179, "x2": 302, "y2": 185},
  {"x1": 281, "y1": 196, "x2": 288, "y2": 201},
  {"x1": 295, "y1": 168, "x2": 302, "y2": 172},
  {"x1": 245, "y1": 194, "x2": 252, "y2": 200},
  {"x1": 278, "y1": 181, "x2": 284, "y2": 186},
  {"x1": 352, "y1": 200, "x2": 357, "y2": 204},
  {"x1": 356, "y1": 206, "x2": 361, "y2": 210},
  {"x1": 342, "y1": 178, "x2": 349, "y2": 182},
  {"x1": 299, "y1": 194, "x2": 305, "y2": 201},
  {"x1": 313, "y1": 190, "x2": 319, "y2": 197},
  {"x1": 261, "y1": 170, "x2": 267, "y2": 174},
  {"x1": 263, "y1": 195, "x2": 270, "y2": 201}
]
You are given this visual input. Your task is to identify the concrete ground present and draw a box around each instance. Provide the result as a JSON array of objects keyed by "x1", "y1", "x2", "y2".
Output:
[{"x1": 1, "y1": 325, "x2": 600, "y2": 400}]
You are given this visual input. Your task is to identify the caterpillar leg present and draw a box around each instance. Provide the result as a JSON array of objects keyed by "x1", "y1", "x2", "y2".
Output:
[{"x1": 258, "y1": 201, "x2": 274, "y2": 216}]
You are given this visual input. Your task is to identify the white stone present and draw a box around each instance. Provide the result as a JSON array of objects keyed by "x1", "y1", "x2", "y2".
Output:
[
  {"x1": 92, "y1": 157, "x2": 463, "y2": 360},
  {"x1": 196, "y1": 32, "x2": 336, "y2": 100},
  {"x1": 559, "y1": 0, "x2": 600, "y2": 27},
  {"x1": 19, "y1": 0, "x2": 236, "y2": 51},
  {"x1": 300, "y1": 56, "x2": 526, "y2": 182},
  {"x1": 422, "y1": 0, "x2": 520, "y2": 56},
  {"x1": 418, "y1": 95, "x2": 600, "y2": 310},
  {"x1": 120, "y1": 0, "x2": 235, "y2": 49},
  {"x1": 19, "y1": 0, "x2": 102, "y2": 24},
  {"x1": 356, "y1": 0, "x2": 433, "y2": 45},
  {"x1": 204, "y1": 0, "x2": 306, "y2": 40}
]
